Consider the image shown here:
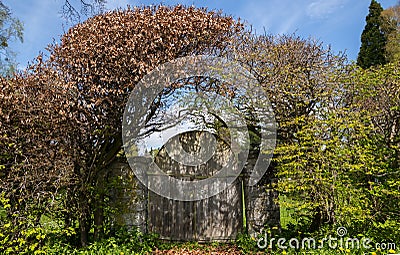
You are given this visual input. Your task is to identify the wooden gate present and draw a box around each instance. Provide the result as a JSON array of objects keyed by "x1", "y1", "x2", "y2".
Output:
[
  {"x1": 110, "y1": 131, "x2": 280, "y2": 241},
  {"x1": 148, "y1": 131, "x2": 243, "y2": 241},
  {"x1": 148, "y1": 180, "x2": 243, "y2": 241}
]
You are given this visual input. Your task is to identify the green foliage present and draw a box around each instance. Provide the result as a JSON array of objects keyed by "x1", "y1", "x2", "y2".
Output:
[
  {"x1": 275, "y1": 110, "x2": 377, "y2": 227},
  {"x1": 243, "y1": 224, "x2": 399, "y2": 254},
  {"x1": 0, "y1": 2, "x2": 23, "y2": 76},
  {"x1": 382, "y1": 4, "x2": 400, "y2": 62},
  {"x1": 273, "y1": 62, "x2": 400, "y2": 246},
  {"x1": 350, "y1": 63, "x2": 400, "y2": 241},
  {"x1": 357, "y1": 0, "x2": 389, "y2": 68},
  {"x1": 235, "y1": 232, "x2": 258, "y2": 253},
  {"x1": 0, "y1": 192, "x2": 50, "y2": 254},
  {"x1": 45, "y1": 228, "x2": 158, "y2": 254}
]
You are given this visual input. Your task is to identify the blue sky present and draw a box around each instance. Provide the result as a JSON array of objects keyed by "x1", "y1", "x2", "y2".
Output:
[{"x1": 4, "y1": 0, "x2": 399, "y2": 70}]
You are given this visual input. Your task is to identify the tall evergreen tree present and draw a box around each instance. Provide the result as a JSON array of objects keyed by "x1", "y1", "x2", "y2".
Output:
[{"x1": 357, "y1": 0, "x2": 388, "y2": 68}]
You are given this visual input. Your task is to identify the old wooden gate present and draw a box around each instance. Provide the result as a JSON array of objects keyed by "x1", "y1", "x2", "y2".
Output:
[
  {"x1": 110, "y1": 131, "x2": 279, "y2": 241},
  {"x1": 148, "y1": 181, "x2": 242, "y2": 241},
  {"x1": 148, "y1": 131, "x2": 242, "y2": 241}
]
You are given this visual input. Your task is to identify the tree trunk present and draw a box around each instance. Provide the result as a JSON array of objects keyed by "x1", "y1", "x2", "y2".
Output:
[
  {"x1": 94, "y1": 194, "x2": 104, "y2": 240},
  {"x1": 79, "y1": 215, "x2": 90, "y2": 247},
  {"x1": 309, "y1": 208, "x2": 322, "y2": 232}
]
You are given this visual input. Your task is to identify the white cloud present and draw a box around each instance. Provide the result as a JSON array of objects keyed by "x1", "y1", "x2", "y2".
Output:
[{"x1": 307, "y1": 0, "x2": 346, "y2": 19}]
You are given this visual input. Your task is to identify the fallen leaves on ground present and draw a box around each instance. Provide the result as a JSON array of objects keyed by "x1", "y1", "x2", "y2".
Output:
[{"x1": 152, "y1": 244, "x2": 244, "y2": 255}]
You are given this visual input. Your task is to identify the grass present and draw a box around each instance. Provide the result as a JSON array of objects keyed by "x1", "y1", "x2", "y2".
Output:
[{"x1": 279, "y1": 195, "x2": 297, "y2": 228}]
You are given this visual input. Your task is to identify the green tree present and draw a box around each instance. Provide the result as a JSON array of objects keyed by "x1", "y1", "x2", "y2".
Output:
[
  {"x1": 274, "y1": 104, "x2": 379, "y2": 231},
  {"x1": 355, "y1": 63, "x2": 400, "y2": 231},
  {"x1": 382, "y1": 3, "x2": 400, "y2": 62},
  {"x1": 357, "y1": 0, "x2": 389, "y2": 69},
  {"x1": 229, "y1": 32, "x2": 350, "y2": 230},
  {"x1": 273, "y1": 62, "x2": 400, "y2": 241},
  {"x1": 0, "y1": 2, "x2": 23, "y2": 76}
]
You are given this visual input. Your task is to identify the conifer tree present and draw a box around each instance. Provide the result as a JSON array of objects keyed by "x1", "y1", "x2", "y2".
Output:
[{"x1": 357, "y1": 0, "x2": 388, "y2": 68}]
